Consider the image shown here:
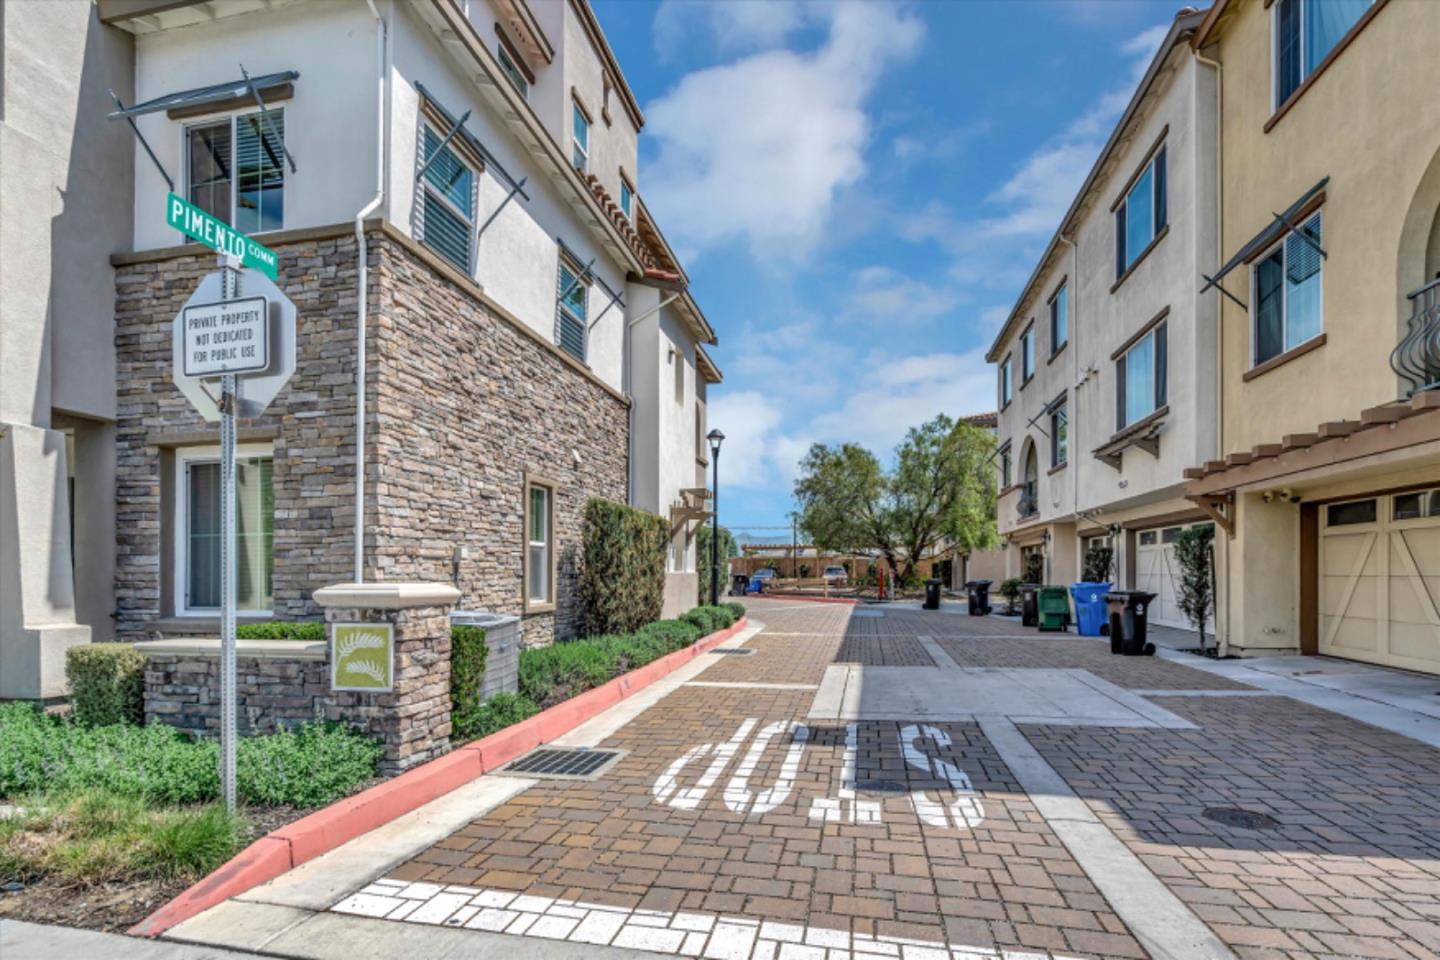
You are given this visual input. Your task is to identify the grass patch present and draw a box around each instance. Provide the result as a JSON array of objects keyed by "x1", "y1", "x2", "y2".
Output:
[{"x1": 0, "y1": 791, "x2": 244, "y2": 886}]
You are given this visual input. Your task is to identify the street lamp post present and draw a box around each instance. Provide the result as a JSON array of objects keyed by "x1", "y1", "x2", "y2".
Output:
[{"x1": 707, "y1": 429, "x2": 725, "y2": 605}]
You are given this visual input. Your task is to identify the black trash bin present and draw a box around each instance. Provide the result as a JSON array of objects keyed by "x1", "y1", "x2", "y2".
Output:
[
  {"x1": 923, "y1": 578, "x2": 942, "y2": 610},
  {"x1": 1020, "y1": 584, "x2": 1040, "y2": 627},
  {"x1": 965, "y1": 580, "x2": 993, "y2": 616},
  {"x1": 730, "y1": 574, "x2": 750, "y2": 597},
  {"x1": 1104, "y1": 591, "x2": 1157, "y2": 655}
]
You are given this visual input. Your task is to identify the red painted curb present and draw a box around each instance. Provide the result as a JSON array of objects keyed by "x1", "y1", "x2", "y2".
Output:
[{"x1": 129, "y1": 616, "x2": 749, "y2": 938}]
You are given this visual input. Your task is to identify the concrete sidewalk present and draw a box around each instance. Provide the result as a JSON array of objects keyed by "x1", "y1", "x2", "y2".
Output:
[{"x1": 0, "y1": 919, "x2": 269, "y2": 959}]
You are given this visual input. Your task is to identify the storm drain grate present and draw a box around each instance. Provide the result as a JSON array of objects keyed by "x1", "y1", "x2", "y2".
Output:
[
  {"x1": 711, "y1": 647, "x2": 755, "y2": 656},
  {"x1": 1202, "y1": 807, "x2": 1280, "y2": 830},
  {"x1": 502, "y1": 747, "x2": 624, "y2": 780}
]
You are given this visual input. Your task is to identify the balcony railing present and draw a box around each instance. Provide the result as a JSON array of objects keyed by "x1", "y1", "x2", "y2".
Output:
[
  {"x1": 1017, "y1": 483, "x2": 1038, "y2": 520},
  {"x1": 1391, "y1": 277, "x2": 1440, "y2": 396}
]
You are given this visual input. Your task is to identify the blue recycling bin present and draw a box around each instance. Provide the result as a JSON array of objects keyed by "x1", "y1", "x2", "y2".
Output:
[{"x1": 1069, "y1": 582, "x2": 1113, "y2": 636}]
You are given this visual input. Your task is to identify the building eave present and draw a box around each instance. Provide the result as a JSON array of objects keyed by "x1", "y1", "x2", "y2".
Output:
[
  {"x1": 697, "y1": 344, "x2": 723, "y2": 385},
  {"x1": 417, "y1": 0, "x2": 644, "y2": 275},
  {"x1": 984, "y1": 7, "x2": 1208, "y2": 364},
  {"x1": 569, "y1": 0, "x2": 645, "y2": 131}
]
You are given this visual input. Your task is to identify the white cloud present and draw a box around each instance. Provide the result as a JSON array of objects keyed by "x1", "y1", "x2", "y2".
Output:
[
  {"x1": 643, "y1": 3, "x2": 924, "y2": 259},
  {"x1": 653, "y1": 0, "x2": 807, "y2": 57},
  {"x1": 845, "y1": 266, "x2": 961, "y2": 326}
]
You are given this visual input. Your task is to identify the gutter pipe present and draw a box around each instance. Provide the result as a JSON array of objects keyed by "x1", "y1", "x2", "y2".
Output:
[
  {"x1": 354, "y1": 0, "x2": 388, "y2": 583},
  {"x1": 1195, "y1": 45, "x2": 1225, "y2": 653}
]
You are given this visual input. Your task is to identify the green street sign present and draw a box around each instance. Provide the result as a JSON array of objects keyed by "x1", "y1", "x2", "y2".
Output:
[
  {"x1": 166, "y1": 193, "x2": 279, "y2": 280},
  {"x1": 331, "y1": 623, "x2": 395, "y2": 692}
]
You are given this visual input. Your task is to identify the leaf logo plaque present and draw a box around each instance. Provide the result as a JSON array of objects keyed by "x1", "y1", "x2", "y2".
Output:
[{"x1": 331, "y1": 623, "x2": 395, "y2": 692}]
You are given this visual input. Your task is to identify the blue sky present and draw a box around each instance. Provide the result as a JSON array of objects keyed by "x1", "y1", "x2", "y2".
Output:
[{"x1": 593, "y1": 0, "x2": 1178, "y2": 534}]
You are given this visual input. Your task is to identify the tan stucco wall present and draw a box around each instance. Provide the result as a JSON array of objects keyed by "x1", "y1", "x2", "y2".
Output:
[{"x1": 1210, "y1": 0, "x2": 1440, "y2": 455}]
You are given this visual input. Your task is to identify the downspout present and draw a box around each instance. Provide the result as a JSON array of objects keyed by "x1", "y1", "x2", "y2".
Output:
[
  {"x1": 624, "y1": 291, "x2": 682, "y2": 506},
  {"x1": 1059, "y1": 231, "x2": 1079, "y2": 585},
  {"x1": 354, "y1": 0, "x2": 388, "y2": 583},
  {"x1": 1195, "y1": 45, "x2": 1224, "y2": 652}
]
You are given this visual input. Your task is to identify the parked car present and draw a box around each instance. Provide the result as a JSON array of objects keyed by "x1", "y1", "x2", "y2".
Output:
[
  {"x1": 748, "y1": 567, "x2": 778, "y2": 594},
  {"x1": 823, "y1": 565, "x2": 848, "y2": 585}
]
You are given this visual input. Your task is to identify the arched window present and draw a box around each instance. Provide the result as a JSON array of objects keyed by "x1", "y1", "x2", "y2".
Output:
[{"x1": 1020, "y1": 442, "x2": 1039, "y2": 518}]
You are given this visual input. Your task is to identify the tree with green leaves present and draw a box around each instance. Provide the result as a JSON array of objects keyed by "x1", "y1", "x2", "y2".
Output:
[
  {"x1": 794, "y1": 415, "x2": 998, "y2": 585},
  {"x1": 696, "y1": 524, "x2": 739, "y2": 604},
  {"x1": 1175, "y1": 524, "x2": 1216, "y2": 655}
]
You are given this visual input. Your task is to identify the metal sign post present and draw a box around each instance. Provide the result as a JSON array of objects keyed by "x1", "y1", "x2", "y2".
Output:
[
  {"x1": 171, "y1": 198, "x2": 297, "y2": 814},
  {"x1": 217, "y1": 256, "x2": 240, "y2": 813}
]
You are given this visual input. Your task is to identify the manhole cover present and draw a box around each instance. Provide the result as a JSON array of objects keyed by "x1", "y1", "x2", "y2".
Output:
[
  {"x1": 854, "y1": 779, "x2": 909, "y2": 796},
  {"x1": 711, "y1": 647, "x2": 754, "y2": 656},
  {"x1": 502, "y1": 747, "x2": 624, "y2": 780},
  {"x1": 1202, "y1": 807, "x2": 1279, "y2": 830}
]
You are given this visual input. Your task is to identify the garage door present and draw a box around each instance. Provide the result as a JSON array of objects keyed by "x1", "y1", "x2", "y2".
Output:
[
  {"x1": 1135, "y1": 526, "x2": 1185, "y2": 629},
  {"x1": 1321, "y1": 491, "x2": 1440, "y2": 674}
]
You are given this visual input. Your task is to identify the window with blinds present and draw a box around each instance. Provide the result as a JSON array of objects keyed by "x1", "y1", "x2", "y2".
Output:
[
  {"x1": 1252, "y1": 212, "x2": 1322, "y2": 365},
  {"x1": 418, "y1": 124, "x2": 475, "y2": 273},
  {"x1": 185, "y1": 108, "x2": 285, "y2": 234},
  {"x1": 184, "y1": 453, "x2": 274, "y2": 613},
  {"x1": 556, "y1": 258, "x2": 588, "y2": 361}
]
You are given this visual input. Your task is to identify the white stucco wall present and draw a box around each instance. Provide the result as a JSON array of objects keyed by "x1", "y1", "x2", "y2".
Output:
[{"x1": 992, "y1": 47, "x2": 1217, "y2": 556}]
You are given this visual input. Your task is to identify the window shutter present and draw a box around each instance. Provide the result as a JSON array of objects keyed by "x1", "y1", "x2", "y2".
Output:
[
  {"x1": 1115, "y1": 207, "x2": 1126, "y2": 279},
  {"x1": 1116, "y1": 356, "x2": 1126, "y2": 431},
  {"x1": 1153, "y1": 146, "x2": 1167, "y2": 232}
]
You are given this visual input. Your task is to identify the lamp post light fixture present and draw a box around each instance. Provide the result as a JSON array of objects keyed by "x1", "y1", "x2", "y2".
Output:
[{"x1": 707, "y1": 429, "x2": 725, "y2": 605}]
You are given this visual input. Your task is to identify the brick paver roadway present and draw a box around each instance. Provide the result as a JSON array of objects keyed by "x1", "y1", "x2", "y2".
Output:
[{"x1": 333, "y1": 598, "x2": 1440, "y2": 960}]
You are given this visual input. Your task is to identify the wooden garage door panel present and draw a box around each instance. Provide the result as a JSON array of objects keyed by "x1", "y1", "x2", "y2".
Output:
[{"x1": 1324, "y1": 614, "x2": 1380, "y2": 653}]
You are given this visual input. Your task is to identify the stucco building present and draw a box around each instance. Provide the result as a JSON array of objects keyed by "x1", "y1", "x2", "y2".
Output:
[
  {"x1": 1, "y1": 0, "x2": 722, "y2": 698},
  {"x1": 1184, "y1": 0, "x2": 1440, "y2": 672},
  {"x1": 987, "y1": 9, "x2": 1220, "y2": 628}
]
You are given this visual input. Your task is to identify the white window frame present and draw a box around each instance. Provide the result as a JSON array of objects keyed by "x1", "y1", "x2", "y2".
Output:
[
  {"x1": 1115, "y1": 146, "x2": 1166, "y2": 277},
  {"x1": 523, "y1": 476, "x2": 557, "y2": 612},
  {"x1": 620, "y1": 177, "x2": 634, "y2": 220},
  {"x1": 1249, "y1": 211, "x2": 1323, "y2": 368},
  {"x1": 180, "y1": 106, "x2": 287, "y2": 238},
  {"x1": 999, "y1": 356, "x2": 1012, "y2": 408},
  {"x1": 1049, "y1": 283, "x2": 1067, "y2": 354},
  {"x1": 417, "y1": 119, "x2": 478, "y2": 274},
  {"x1": 572, "y1": 102, "x2": 590, "y2": 173},
  {"x1": 1117, "y1": 323, "x2": 1167, "y2": 429},
  {"x1": 173, "y1": 442, "x2": 275, "y2": 618}
]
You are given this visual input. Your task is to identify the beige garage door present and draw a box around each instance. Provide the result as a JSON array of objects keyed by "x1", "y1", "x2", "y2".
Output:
[
  {"x1": 1135, "y1": 525, "x2": 1193, "y2": 630},
  {"x1": 1321, "y1": 491, "x2": 1440, "y2": 674}
]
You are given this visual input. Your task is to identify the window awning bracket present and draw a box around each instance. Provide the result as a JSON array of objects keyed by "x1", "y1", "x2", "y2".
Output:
[
  {"x1": 239, "y1": 64, "x2": 297, "y2": 174},
  {"x1": 589, "y1": 284, "x2": 624, "y2": 330},
  {"x1": 107, "y1": 89, "x2": 174, "y2": 192},
  {"x1": 414, "y1": 108, "x2": 472, "y2": 184},
  {"x1": 1199, "y1": 176, "x2": 1329, "y2": 299},
  {"x1": 557, "y1": 256, "x2": 596, "y2": 306},
  {"x1": 477, "y1": 175, "x2": 528, "y2": 237},
  {"x1": 1200, "y1": 272, "x2": 1248, "y2": 311},
  {"x1": 1270, "y1": 208, "x2": 1327, "y2": 260}
]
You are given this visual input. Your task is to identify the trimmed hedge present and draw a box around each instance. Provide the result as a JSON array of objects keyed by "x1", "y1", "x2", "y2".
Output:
[
  {"x1": 723, "y1": 602, "x2": 746, "y2": 623},
  {"x1": 515, "y1": 605, "x2": 733, "y2": 711},
  {"x1": 66, "y1": 644, "x2": 146, "y2": 727},
  {"x1": 456, "y1": 693, "x2": 539, "y2": 741},
  {"x1": 235, "y1": 621, "x2": 326, "y2": 641},
  {"x1": 579, "y1": 498, "x2": 668, "y2": 636},
  {"x1": 449, "y1": 626, "x2": 490, "y2": 742}
]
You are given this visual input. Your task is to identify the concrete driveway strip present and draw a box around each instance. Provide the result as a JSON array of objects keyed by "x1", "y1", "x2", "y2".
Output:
[{"x1": 0, "y1": 919, "x2": 270, "y2": 959}]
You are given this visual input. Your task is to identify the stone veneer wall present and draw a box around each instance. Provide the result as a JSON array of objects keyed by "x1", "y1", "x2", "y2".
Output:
[{"x1": 113, "y1": 224, "x2": 629, "y2": 646}]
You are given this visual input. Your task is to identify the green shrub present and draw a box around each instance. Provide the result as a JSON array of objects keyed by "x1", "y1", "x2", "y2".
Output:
[
  {"x1": 449, "y1": 626, "x2": 489, "y2": 742},
  {"x1": 518, "y1": 642, "x2": 619, "y2": 709},
  {"x1": 683, "y1": 606, "x2": 735, "y2": 635},
  {"x1": 234, "y1": 621, "x2": 326, "y2": 640},
  {"x1": 0, "y1": 704, "x2": 379, "y2": 809},
  {"x1": 639, "y1": 619, "x2": 701, "y2": 649},
  {"x1": 237, "y1": 722, "x2": 383, "y2": 808},
  {"x1": 723, "y1": 602, "x2": 746, "y2": 622},
  {"x1": 592, "y1": 632, "x2": 674, "y2": 670},
  {"x1": 579, "y1": 498, "x2": 668, "y2": 635},
  {"x1": 454, "y1": 693, "x2": 539, "y2": 741},
  {"x1": 66, "y1": 644, "x2": 145, "y2": 727}
]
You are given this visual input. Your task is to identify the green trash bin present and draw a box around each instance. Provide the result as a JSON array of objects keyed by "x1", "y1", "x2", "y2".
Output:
[{"x1": 1037, "y1": 586, "x2": 1070, "y2": 632}]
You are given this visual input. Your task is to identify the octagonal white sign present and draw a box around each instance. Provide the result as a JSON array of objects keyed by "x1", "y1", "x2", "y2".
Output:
[{"x1": 172, "y1": 268, "x2": 297, "y2": 421}]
